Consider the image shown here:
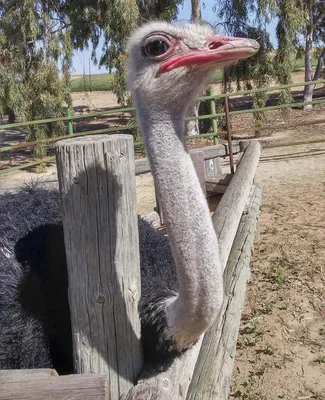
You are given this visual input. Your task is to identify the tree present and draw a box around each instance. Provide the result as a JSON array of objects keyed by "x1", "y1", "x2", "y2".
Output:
[
  {"x1": 0, "y1": 0, "x2": 183, "y2": 136},
  {"x1": 185, "y1": 0, "x2": 203, "y2": 136},
  {"x1": 191, "y1": 0, "x2": 202, "y2": 22},
  {"x1": 216, "y1": 0, "x2": 325, "y2": 109},
  {"x1": 300, "y1": 0, "x2": 325, "y2": 108},
  {"x1": 223, "y1": 26, "x2": 274, "y2": 131},
  {"x1": 0, "y1": 0, "x2": 73, "y2": 155},
  {"x1": 215, "y1": 0, "x2": 275, "y2": 131},
  {"x1": 269, "y1": 0, "x2": 325, "y2": 107},
  {"x1": 62, "y1": 0, "x2": 183, "y2": 105}
]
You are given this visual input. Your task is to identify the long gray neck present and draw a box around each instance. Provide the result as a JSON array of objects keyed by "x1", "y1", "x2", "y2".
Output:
[{"x1": 136, "y1": 100, "x2": 224, "y2": 349}]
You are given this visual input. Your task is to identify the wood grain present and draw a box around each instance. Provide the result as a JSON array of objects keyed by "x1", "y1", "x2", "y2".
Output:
[
  {"x1": 0, "y1": 369, "x2": 58, "y2": 381},
  {"x1": 0, "y1": 373, "x2": 110, "y2": 400},
  {"x1": 56, "y1": 134, "x2": 143, "y2": 399},
  {"x1": 212, "y1": 141, "x2": 261, "y2": 268},
  {"x1": 205, "y1": 174, "x2": 233, "y2": 194},
  {"x1": 204, "y1": 157, "x2": 222, "y2": 182}
]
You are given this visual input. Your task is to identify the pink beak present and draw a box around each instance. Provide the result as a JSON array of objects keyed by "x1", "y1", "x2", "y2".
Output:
[{"x1": 159, "y1": 35, "x2": 259, "y2": 73}]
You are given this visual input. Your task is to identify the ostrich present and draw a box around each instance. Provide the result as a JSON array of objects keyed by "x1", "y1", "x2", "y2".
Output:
[{"x1": 0, "y1": 22, "x2": 259, "y2": 373}]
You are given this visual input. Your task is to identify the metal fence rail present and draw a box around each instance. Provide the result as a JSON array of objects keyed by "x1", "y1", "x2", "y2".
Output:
[{"x1": 0, "y1": 79, "x2": 325, "y2": 176}]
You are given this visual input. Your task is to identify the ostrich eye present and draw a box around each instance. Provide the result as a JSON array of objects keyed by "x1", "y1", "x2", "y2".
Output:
[{"x1": 144, "y1": 40, "x2": 170, "y2": 57}]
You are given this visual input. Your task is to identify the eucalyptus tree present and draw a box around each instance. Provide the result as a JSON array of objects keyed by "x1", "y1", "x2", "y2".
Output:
[
  {"x1": 62, "y1": 0, "x2": 183, "y2": 105},
  {"x1": 214, "y1": 0, "x2": 275, "y2": 132},
  {"x1": 0, "y1": 0, "x2": 72, "y2": 148},
  {"x1": 0, "y1": 0, "x2": 183, "y2": 137},
  {"x1": 186, "y1": 0, "x2": 203, "y2": 136},
  {"x1": 299, "y1": 0, "x2": 325, "y2": 107},
  {"x1": 215, "y1": 0, "x2": 325, "y2": 108}
]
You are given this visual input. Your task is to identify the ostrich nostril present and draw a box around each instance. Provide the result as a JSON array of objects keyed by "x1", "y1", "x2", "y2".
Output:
[
  {"x1": 249, "y1": 39, "x2": 260, "y2": 50},
  {"x1": 208, "y1": 41, "x2": 224, "y2": 50}
]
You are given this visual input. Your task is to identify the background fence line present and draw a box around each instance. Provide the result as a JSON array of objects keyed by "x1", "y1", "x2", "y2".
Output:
[{"x1": 0, "y1": 79, "x2": 324, "y2": 176}]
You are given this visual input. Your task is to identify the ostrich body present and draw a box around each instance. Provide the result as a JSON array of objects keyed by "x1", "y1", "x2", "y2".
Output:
[{"x1": 0, "y1": 22, "x2": 258, "y2": 373}]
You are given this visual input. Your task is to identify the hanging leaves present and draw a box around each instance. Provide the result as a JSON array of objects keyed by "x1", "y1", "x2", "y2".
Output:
[{"x1": 0, "y1": 0, "x2": 73, "y2": 153}]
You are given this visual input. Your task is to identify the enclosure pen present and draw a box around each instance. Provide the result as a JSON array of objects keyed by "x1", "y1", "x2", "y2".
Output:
[{"x1": 0, "y1": 135, "x2": 262, "y2": 400}]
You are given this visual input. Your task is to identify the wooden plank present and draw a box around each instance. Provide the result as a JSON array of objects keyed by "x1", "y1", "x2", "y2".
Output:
[
  {"x1": 200, "y1": 142, "x2": 241, "y2": 159},
  {"x1": 134, "y1": 142, "x2": 241, "y2": 175},
  {"x1": 212, "y1": 140, "x2": 261, "y2": 269},
  {"x1": 135, "y1": 158, "x2": 151, "y2": 175},
  {"x1": 207, "y1": 193, "x2": 223, "y2": 213},
  {"x1": 187, "y1": 185, "x2": 263, "y2": 400},
  {"x1": 120, "y1": 141, "x2": 261, "y2": 400},
  {"x1": 191, "y1": 150, "x2": 206, "y2": 196},
  {"x1": 205, "y1": 173, "x2": 233, "y2": 194},
  {"x1": 0, "y1": 373, "x2": 110, "y2": 400},
  {"x1": 55, "y1": 134, "x2": 143, "y2": 399},
  {"x1": 0, "y1": 369, "x2": 58, "y2": 381}
]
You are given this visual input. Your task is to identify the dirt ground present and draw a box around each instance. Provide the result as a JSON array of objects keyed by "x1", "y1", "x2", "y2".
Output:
[
  {"x1": 230, "y1": 142, "x2": 325, "y2": 400},
  {"x1": 1, "y1": 74, "x2": 325, "y2": 398}
]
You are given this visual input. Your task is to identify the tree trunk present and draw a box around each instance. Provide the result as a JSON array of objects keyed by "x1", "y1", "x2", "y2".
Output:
[
  {"x1": 186, "y1": 0, "x2": 202, "y2": 136},
  {"x1": 303, "y1": 1, "x2": 314, "y2": 110},
  {"x1": 313, "y1": 47, "x2": 325, "y2": 81},
  {"x1": 191, "y1": 0, "x2": 201, "y2": 22},
  {"x1": 186, "y1": 102, "x2": 200, "y2": 136}
]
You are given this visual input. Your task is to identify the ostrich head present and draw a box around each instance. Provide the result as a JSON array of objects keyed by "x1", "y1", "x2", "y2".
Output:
[{"x1": 127, "y1": 21, "x2": 259, "y2": 112}]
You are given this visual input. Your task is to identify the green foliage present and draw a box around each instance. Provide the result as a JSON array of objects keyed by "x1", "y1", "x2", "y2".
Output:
[
  {"x1": 216, "y1": 0, "x2": 325, "y2": 106},
  {"x1": 25, "y1": 63, "x2": 67, "y2": 157},
  {"x1": 293, "y1": 51, "x2": 319, "y2": 70},
  {"x1": 222, "y1": 25, "x2": 275, "y2": 127},
  {"x1": 66, "y1": 0, "x2": 184, "y2": 105},
  {"x1": 0, "y1": 0, "x2": 73, "y2": 156},
  {"x1": 223, "y1": 27, "x2": 274, "y2": 91},
  {"x1": 215, "y1": 1, "x2": 277, "y2": 131},
  {"x1": 272, "y1": 1, "x2": 304, "y2": 106}
]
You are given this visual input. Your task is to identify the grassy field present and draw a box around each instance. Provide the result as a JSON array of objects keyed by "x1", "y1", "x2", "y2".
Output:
[
  {"x1": 293, "y1": 52, "x2": 319, "y2": 70},
  {"x1": 71, "y1": 73, "x2": 115, "y2": 92},
  {"x1": 71, "y1": 71, "x2": 224, "y2": 92}
]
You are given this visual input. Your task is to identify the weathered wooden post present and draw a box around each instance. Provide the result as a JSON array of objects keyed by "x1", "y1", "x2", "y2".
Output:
[{"x1": 56, "y1": 134, "x2": 143, "y2": 399}]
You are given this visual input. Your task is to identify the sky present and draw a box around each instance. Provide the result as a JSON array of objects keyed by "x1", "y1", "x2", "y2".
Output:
[{"x1": 71, "y1": 0, "x2": 277, "y2": 76}]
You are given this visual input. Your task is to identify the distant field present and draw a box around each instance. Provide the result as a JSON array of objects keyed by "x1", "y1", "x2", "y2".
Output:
[
  {"x1": 71, "y1": 71, "x2": 224, "y2": 92},
  {"x1": 293, "y1": 53, "x2": 318, "y2": 70},
  {"x1": 71, "y1": 73, "x2": 115, "y2": 92}
]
